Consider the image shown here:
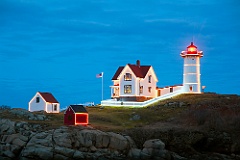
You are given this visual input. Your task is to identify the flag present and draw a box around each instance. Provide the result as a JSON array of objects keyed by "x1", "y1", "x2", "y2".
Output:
[{"x1": 96, "y1": 72, "x2": 103, "y2": 78}]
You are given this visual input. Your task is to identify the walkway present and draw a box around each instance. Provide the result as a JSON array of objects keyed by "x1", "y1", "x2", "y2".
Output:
[{"x1": 101, "y1": 90, "x2": 182, "y2": 107}]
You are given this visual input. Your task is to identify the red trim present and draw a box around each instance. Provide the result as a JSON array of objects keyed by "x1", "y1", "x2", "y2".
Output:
[{"x1": 75, "y1": 113, "x2": 89, "y2": 125}]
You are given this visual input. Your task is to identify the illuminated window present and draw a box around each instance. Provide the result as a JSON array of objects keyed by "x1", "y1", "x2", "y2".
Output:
[
  {"x1": 36, "y1": 97, "x2": 40, "y2": 103},
  {"x1": 124, "y1": 73, "x2": 132, "y2": 81},
  {"x1": 124, "y1": 85, "x2": 132, "y2": 94},
  {"x1": 54, "y1": 104, "x2": 57, "y2": 111},
  {"x1": 140, "y1": 86, "x2": 143, "y2": 94},
  {"x1": 148, "y1": 87, "x2": 152, "y2": 93},
  {"x1": 148, "y1": 75, "x2": 152, "y2": 83}
]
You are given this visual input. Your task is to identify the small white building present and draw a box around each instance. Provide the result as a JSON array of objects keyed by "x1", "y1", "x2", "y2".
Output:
[
  {"x1": 111, "y1": 60, "x2": 158, "y2": 101},
  {"x1": 28, "y1": 92, "x2": 60, "y2": 113}
]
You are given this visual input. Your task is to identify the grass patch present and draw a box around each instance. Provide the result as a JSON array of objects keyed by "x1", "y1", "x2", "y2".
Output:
[
  {"x1": 87, "y1": 105, "x2": 187, "y2": 132},
  {"x1": 1, "y1": 93, "x2": 239, "y2": 133}
]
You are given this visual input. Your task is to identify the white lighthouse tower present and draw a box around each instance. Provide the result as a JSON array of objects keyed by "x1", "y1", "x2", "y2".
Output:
[{"x1": 180, "y1": 42, "x2": 203, "y2": 93}]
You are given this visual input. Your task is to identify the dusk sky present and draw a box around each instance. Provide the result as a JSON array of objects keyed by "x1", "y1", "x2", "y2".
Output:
[{"x1": 0, "y1": 0, "x2": 239, "y2": 109}]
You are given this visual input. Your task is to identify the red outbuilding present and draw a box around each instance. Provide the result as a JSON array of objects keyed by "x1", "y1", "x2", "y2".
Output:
[{"x1": 64, "y1": 105, "x2": 89, "y2": 126}]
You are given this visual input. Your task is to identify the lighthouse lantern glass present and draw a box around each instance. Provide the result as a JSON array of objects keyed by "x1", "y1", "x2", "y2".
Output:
[{"x1": 188, "y1": 47, "x2": 197, "y2": 52}]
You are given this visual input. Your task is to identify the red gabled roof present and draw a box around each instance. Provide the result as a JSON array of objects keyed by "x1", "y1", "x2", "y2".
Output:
[
  {"x1": 112, "y1": 64, "x2": 151, "y2": 80},
  {"x1": 38, "y1": 92, "x2": 59, "y2": 103},
  {"x1": 112, "y1": 66, "x2": 124, "y2": 80},
  {"x1": 128, "y1": 64, "x2": 151, "y2": 78}
]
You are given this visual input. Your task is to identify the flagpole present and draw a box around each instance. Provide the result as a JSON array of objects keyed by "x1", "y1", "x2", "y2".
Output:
[{"x1": 101, "y1": 72, "x2": 104, "y2": 101}]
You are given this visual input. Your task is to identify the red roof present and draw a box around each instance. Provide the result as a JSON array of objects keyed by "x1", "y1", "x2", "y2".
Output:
[
  {"x1": 112, "y1": 64, "x2": 151, "y2": 80},
  {"x1": 38, "y1": 92, "x2": 59, "y2": 103},
  {"x1": 112, "y1": 67, "x2": 124, "y2": 80},
  {"x1": 187, "y1": 42, "x2": 197, "y2": 49}
]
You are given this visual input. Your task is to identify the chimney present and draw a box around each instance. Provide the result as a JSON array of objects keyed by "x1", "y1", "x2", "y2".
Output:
[{"x1": 136, "y1": 60, "x2": 140, "y2": 67}]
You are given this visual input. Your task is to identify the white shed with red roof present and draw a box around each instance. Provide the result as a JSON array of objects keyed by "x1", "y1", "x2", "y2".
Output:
[{"x1": 28, "y1": 92, "x2": 60, "y2": 113}]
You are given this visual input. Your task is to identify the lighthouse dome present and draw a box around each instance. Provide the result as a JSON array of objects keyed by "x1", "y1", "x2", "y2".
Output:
[{"x1": 187, "y1": 42, "x2": 197, "y2": 53}]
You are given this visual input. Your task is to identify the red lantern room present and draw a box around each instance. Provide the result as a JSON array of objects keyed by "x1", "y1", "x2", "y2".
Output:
[{"x1": 180, "y1": 42, "x2": 203, "y2": 57}]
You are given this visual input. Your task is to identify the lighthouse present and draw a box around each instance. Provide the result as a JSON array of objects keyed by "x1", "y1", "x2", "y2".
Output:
[{"x1": 180, "y1": 42, "x2": 203, "y2": 93}]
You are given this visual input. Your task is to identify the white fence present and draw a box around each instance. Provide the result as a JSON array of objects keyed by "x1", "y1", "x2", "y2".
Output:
[{"x1": 101, "y1": 90, "x2": 182, "y2": 107}]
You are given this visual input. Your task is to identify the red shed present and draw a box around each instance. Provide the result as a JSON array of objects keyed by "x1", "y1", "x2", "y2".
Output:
[{"x1": 64, "y1": 105, "x2": 89, "y2": 126}]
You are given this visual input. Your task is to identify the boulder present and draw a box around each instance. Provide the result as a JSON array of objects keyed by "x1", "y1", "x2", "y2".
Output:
[
  {"x1": 141, "y1": 139, "x2": 171, "y2": 160},
  {"x1": 36, "y1": 115, "x2": 46, "y2": 121},
  {"x1": 0, "y1": 119, "x2": 16, "y2": 134},
  {"x1": 3, "y1": 150, "x2": 15, "y2": 158},
  {"x1": 28, "y1": 132, "x2": 53, "y2": 147},
  {"x1": 54, "y1": 146, "x2": 75, "y2": 158},
  {"x1": 73, "y1": 150, "x2": 85, "y2": 159},
  {"x1": 128, "y1": 148, "x2": 141, "y2": 159},
  {"x1": 107, "y1": 132, "x2": 129, "y2": 151},
  {"x1": 21, "y1": 145, "x2": 53, "y2": 159},
  {"x1": 143, "y1": 139, "x2": 165, "y2": 150},
  {"x1": 53, "y1": 131, "x2": 72, "y2": 148},
  {"x1": 77, "y1": 129, "x2": 95, "y2": 148}
]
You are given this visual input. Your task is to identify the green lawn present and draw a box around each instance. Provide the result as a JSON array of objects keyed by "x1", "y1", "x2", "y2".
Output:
[{"x1": 2, "y1": 93, "x2": 239, "y2": 132}]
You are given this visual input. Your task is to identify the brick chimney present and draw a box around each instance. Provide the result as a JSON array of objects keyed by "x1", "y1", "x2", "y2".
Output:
[{"x1": 136, "y1": 60, "x2": 140, "y2": 67}]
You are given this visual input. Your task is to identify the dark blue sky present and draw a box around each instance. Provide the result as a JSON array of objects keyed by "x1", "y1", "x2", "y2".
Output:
[{"x1": 0, "y1": 0, "x2": 239, "y2": 109}]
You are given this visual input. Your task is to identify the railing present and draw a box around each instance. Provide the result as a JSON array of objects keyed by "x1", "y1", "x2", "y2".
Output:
[{"x1": 101, "y1": 90, "x2": 182, "y2": 107}]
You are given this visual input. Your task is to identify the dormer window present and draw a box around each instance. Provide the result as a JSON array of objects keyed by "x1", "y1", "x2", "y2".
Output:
[
  {"x1": 148, "y1": 75, "x2": 152, "y2": 83},
  {"x1": 124, "y1": 73, "x2": 132, "y2": 81},
  {"x1": 36, "y1": 97, "x2": 40, "y2": 103}
]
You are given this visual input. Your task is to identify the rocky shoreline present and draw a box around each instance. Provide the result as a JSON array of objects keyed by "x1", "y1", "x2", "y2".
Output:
[
  {"x1": 0, "y1": 118, "x2": 185, "y2": 160},
  {"x1": 1, "y1": 118, "x2": 240, "y2": 160}
]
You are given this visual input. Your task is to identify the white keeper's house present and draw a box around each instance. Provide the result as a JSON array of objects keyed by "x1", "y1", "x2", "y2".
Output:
[
  {"x1": 101, "y1": 42, "x2": 203, "y2": 107},
  {"x1": 110, "y1": 60, "x2": 158, "y2": 102},
  {"x1": 28, "y1": 92, "x2": 60, "y2": 113}
]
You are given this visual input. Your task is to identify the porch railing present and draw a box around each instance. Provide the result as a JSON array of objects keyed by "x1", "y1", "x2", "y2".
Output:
[{"x1": 101, "y1": 90, "x2": 182, "y2": 107}]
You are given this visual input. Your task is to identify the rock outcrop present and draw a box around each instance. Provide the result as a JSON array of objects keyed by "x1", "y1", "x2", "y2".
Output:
[
  {"x1": 9, "y1": 109, "x2": 47, "y2": 121},
  {"x1": 1, "y1": 118, "x2": 180, "y2": 159}
]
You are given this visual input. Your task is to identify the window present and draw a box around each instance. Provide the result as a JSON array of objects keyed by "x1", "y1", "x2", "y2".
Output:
[
  {"x1": 68, "y1": 115, "x2": 72, "y2": 121},
  {"x1": 124, "y1": 85, "x2": 132, "y2": 94},
  {"x1": 189, "y1": 85, "x2": 193, "y2": 92},
  {"x1": 148, "y1": 87, "x2": 152, "y2": 93},
  {"x1": 54, "y1": 104, "x2": 57, "y2": 111},
  {"x1": 139, "y1": 86, "x2": 143, "y2": 94},
  {"x1": 124, "y1": 73, "x2": 132, "y2": 81},
  {"x1": 170, "y1": 88, "x2": 173, "y2": 93},
  {"x1": 36, "y1": 97, "x2": 40, "y2": 103},
  {"x1": 148, "y1": 75, "x2": 152, "y2": 83}
]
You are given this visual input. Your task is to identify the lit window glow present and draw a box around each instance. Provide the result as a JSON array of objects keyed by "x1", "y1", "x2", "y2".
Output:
[
  {"x1": 124, "y1": 73, "x2": 132, "y2": 81},
  {"x1": 188, "y1": 47, "x2": 197, "y2": 52},
  {"x1": 75, "y1": 113, "x2": 89, "y2": 125},
  {"x1": 124, "y1": 85, "x2": 132, "y2": 94}
]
